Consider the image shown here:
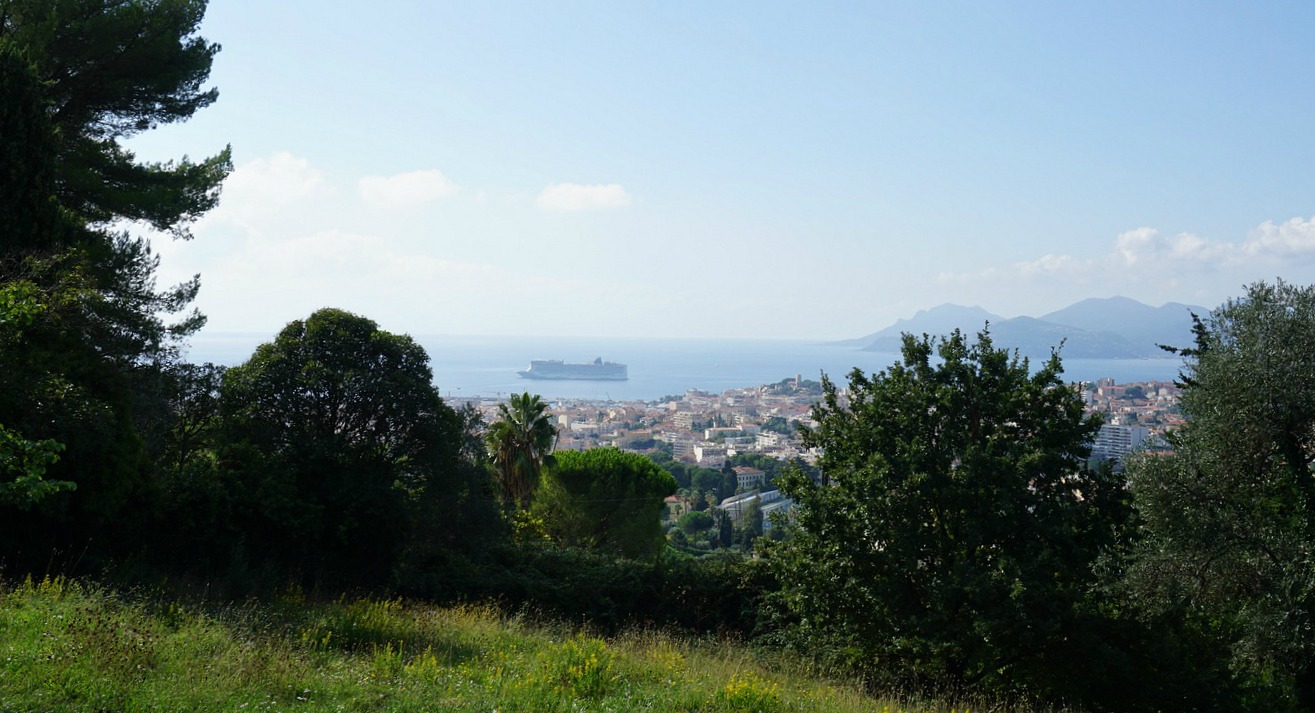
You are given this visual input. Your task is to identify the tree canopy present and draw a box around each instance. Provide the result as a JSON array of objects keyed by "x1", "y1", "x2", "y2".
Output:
[
  {"x1": 1126, "y1": 280, "x2": 1315, "y2": 706},
  {"x1": 534, "y1": 447, "x2": 677, "y2": 560},
  {"x1": 0, "y1": 0, "x2": 230, "y2": 235},
  {"x1": 220, "y1": 308, "x2": 465, "y2": 582},
  {"x1": 0, "y1": 0, "x2": 228, "y2": 565},
  {"x1": 768, "y1": 329, "x2": 1124, "y2": 697}
]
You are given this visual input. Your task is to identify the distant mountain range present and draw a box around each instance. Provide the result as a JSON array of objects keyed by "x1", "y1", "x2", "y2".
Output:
[{"x1": 834, "y1": 297, "x2": 1206, "y2": 359}]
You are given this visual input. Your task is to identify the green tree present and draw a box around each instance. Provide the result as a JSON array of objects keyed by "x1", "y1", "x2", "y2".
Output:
[
  {"x1": 219, "y1": 308, "x2": 465, "y2": 582},
  {"x1": 0, "y1": 44, "x2": 152, "y2": 560},
  {"x1": 732, "y1": 495, "x2": 764, "y2": 549},
  {"x1": 767, "y1": 329, "x2": 1123, "y2": 698},
  {"x1": 0, "y1": 0, "x2": 228, "y2": 566},
  {"x1": 1125, "y1": 281, "x2": 1315, "y2": 706},
  {"x1": 676, "y1": 509, "x2": 714, "y2": 535},
  {"x1": 486, "y1": 392, "x2": 558, "y2": 509},
  {"x1": 534, "y1": 447, "x2": 677, "y2": 560},
  {"x1": 158, "y1": 362, "x2": 226, "y2": 478},
  {"x1": 0, "y1": 279, "x2": 75, "y2": 509},
  {"x1": 0, "y1": 0, "x2": 227, "y2": 359},
  {"x1": 0, "y1": 0, "x2": 230, "y2": 235},
  {"x1": 761, "y1": 415, "x2": 793, "y2": 435},
  {"x1": 0, "y1": 424, "x2": 66, "y2": 509},
  {"x1": 0, "y1": 45, "x2": 65, "y2": 253}
]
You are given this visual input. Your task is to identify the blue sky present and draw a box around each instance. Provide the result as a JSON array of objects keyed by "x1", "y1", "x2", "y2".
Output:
[{"x1": 129, "y1": 1, "x2": 1315, "y2": 339}]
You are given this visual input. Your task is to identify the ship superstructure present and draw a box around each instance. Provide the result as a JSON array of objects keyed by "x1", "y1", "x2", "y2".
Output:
[{"x1": 517, "y1": 357, "x2": 628, "y2": 381}]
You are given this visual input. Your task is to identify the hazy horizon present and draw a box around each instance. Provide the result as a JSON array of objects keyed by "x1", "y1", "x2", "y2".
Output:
[{"x1": 185, "y1": 292, "x2": 1209, "y2": 345}]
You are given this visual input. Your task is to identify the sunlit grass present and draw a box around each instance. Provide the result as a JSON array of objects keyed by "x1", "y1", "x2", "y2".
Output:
[{"x1": 0, "y1": 575, "x2": 1042, "y2": 711}]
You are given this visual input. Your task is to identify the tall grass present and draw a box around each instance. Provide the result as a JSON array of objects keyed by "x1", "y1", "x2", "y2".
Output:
[{"x1": 0, "y1": 576, "x2": 1037, "y2": 711}]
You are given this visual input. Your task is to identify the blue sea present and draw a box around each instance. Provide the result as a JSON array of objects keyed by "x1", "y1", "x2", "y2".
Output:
[{"x1": 184, "y1": 332, "x2": 1186, "y2": 403}]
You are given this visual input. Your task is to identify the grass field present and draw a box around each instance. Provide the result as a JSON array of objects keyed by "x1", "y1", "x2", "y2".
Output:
[{"x1": 0, "y1": 576, "x2": 1005, "y2": 712}]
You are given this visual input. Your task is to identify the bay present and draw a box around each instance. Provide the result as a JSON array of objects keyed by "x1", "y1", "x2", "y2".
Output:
[{"x1": 185, "y1": 332, "x2": 1186, "y2": 402}]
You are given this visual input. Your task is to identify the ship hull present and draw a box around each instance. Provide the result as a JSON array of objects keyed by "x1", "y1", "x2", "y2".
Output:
[
  {"x1": 516, "y1": 372, "x2": 628, "y2": 381},
  {"x1": 517, "y1": 358, "x2": 628, "y2": 381}
]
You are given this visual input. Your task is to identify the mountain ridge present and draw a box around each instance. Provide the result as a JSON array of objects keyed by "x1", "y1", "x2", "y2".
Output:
[{"x1": 839, "y1": 297, "x2": 1206, "y2": 359}]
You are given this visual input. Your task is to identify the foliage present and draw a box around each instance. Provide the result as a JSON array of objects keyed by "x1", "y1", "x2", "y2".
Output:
[
  {"x1": 0, "y1": 45, "x2": 64, "y2": 253},
  {"x1": 0, "y1": 0, "x2": 231, "y2": 236},
  {"x1": 1125, "y1": 280, "x2": 1315, "y2": 707},
  {"x1": 767, "y1": 329, "x2": 1126, "y2": 700},
  {"x1": 534, "y1": 447, "x2": 678, "y2": 560},
  {"x1": 0, "y1": 423, "x2": 69, "y2": 509},
  {"x1": 427, "y1": 542, "x2": 775, "y2": 638},
  {"x1": 0, "y1": 0, "x2": 227, "y2": 568},
  {"x1": 0, "y1": 0, "x2": 224, "y2": 359},
  {"x1": 732, "y1": 495, "x2": 764, "y2": 548},
  {"x1": 677, "y1": 510, "x2": 714, "y2": 535},
  {"x1": 156, "y1": 361, "x2": 226, "y2": 477},
  {"x1": 219, "y1": 308, "x2": 466, "y2": 583},
  {"x1": 761, "y1": 415, "x2": 794, "y2": 435},
  {"x1": 486, "y1": 391, "x2": 557, "y2": 509},
  {"x1": 647, "y1": 448, "x2": 723, "y2": 493},
  {"x1": 0, "y1": 279, "x2": 75, "y2": 508}
]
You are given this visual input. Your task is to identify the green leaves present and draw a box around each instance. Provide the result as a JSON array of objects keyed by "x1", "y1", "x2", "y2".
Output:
[
  {"x1": 486, "y1": 392, "x2": 558, "y2": 510},
  {"x1": 0, "y1": 0, "x2": 230, "y2": 235},
  {"x1": 1125, "y1": 280, "x2": 1315, "y2": 703},
  {"x1": 218, "y1": 308, "x2": 464, "y2": 582},
  {"x1": 0, "y1": 423, "x2": 73, "y2": 509},
  {"x1": 533, "y1": 448, "x2": 677, "y2": 560},
  {"x1": 769, "y1": 328, "x2": 1112, "y2": 697},
  {"x1": 0, "y1": 1, "x2": 227, "y2": 562}
]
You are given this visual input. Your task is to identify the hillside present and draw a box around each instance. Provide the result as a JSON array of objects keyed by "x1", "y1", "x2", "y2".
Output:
[{"x1": 0, "y1": 577, "x2": 991, "y2": 713}]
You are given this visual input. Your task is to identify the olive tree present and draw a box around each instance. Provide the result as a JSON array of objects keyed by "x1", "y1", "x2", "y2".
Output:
[{"x1": 1126, "y1": 280, "x2": 1315, "y2": 707}]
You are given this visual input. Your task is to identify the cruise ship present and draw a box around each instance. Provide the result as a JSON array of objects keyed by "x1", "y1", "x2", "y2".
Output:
[{"x1": 517, "y1": 357, "x2": 628, "y2": 381}]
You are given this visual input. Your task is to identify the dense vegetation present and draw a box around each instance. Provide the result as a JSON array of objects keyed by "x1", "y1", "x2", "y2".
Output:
[{"x1": 5, "y1": 2, "x2": 1315, "y2": 711}]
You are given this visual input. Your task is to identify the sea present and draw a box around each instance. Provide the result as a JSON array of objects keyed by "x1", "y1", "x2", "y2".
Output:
[{"x1": 184, "y1": 332, "x2": 1186, "y2": 403}]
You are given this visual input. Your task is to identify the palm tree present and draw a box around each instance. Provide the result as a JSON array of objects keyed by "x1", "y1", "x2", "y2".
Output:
[{"x1": 486, "y1": 392, "x2": 558, "y2": 509}]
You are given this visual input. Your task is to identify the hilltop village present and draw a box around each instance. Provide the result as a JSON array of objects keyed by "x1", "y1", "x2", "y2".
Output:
[{"x1": 468, "y1": 375, "x2": 1184, "y2": 474}]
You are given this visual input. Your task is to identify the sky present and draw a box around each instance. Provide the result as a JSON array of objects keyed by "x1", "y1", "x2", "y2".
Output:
[{"x1": 127, "y1": 1, "x2": 1315, "y2": 340}]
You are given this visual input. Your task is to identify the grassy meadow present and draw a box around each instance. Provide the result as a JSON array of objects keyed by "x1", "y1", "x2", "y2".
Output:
[{"x1": 0, "y1": 576, "x2": 1019, "y2": 712}]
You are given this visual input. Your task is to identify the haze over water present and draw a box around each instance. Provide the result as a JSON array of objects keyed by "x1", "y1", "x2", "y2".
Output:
[{"x1": 187, "y1": 333, "x2": 1183, "y2": 402}]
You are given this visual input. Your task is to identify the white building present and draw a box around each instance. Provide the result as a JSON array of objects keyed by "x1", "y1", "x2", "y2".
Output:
[
  {"x1": 1091, "y1": 423, "x2": 1150, "y2": 460},
  {"x1": 717, "y1": 489, "x2": 794, "y2": 534},
  {"x1": 733, "y1": 466, "x2": 766, "y2": 491}
]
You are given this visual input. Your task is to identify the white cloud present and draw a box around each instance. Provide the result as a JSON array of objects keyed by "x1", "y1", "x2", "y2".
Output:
[
  {"x1": 358, "y1": 169, "x2": 459, "y2": 209},
  {"x1": 1114, "y1": 227, "x2": 1157, "y2": 266},
  {"x1": 212, "y1": 152, "x2": 327, "y2": 226},
  {"x1": 1017, "y1": 253, "x2": 1080, "y2": 276},
  {"x1": 1110, "y1": 227, "x2": 1231, "y2": 267},
  {"x1": 536, "y1": 183, "x2": 631, "y2": 212},
  {"x1": 1243, "y1": 216, "x2": 1315, "y2": 257},
  {"x1": 1004, "y1": 216, "x2": 1315, "y2": 282},
  {"x1": 932, "y1": 215, "x2": 1315, "y2": 314}
]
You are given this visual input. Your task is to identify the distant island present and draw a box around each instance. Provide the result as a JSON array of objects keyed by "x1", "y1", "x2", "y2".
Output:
[{"x1": 835, "y1": 296, "x2": 1206, "y2": 360}]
